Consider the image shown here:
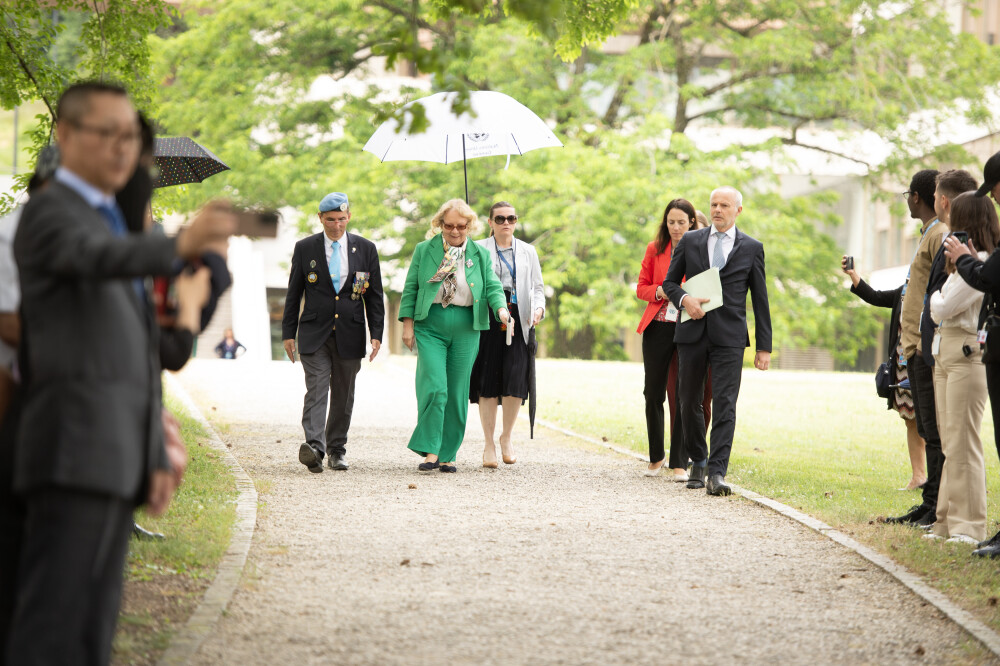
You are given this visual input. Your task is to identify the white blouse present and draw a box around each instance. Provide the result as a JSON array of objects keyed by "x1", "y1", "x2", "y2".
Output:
[{"x1": 929, "y1": 251, "x2": 989, "y2": 335}]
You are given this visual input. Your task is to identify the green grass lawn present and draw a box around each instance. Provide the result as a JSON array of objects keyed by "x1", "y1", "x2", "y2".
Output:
[
  {"x1": 112, "y1": 390, "x2": 237, "y2": 665},
  {"x1": 535, "y1": 359, "x2": 1000, "y2": 631}
]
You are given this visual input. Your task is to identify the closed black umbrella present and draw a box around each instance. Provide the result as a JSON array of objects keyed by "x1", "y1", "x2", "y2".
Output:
[
  {"x1": 153, "y1": 137, "x2": 229, "y2": 188},
  {"x1": 528, "y1": 330, "x2": 537, "y2": 438}
]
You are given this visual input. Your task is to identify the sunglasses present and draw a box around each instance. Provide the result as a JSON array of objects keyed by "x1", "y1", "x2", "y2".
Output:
[
  {"x1": 442, "y1": 223, "x2": 468, "y2": 232},
  {"x1": 493, "y1": 215, "x2": 518, "y2": 224}
]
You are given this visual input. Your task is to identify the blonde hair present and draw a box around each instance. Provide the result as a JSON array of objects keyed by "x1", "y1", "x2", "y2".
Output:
[{"x1": 429, "y1": 198, "x2": 482, "y2": 237}]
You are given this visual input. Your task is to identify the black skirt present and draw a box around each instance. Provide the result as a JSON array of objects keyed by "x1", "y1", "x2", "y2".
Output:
[{"x1": 470, "y1": 289, "x2": 530, "y2": 402}]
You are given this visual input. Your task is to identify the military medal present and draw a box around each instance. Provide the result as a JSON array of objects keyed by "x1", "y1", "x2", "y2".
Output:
[
  {"x1": 352, "y1": 271, "x2": 370, "y2": 300},
  {"x1": 307, "y1": 272, "x2": 318, "y2": 283}
]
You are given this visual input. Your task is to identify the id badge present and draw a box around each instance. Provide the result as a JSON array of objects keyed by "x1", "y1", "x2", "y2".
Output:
[
  {"x1": 979, "y1": 329, "x2": 988, "y2": 344},
  {"x1": 931, "y1": 333, "x2": 941, "y2": 357},
  {"x1": 665, "y1": 303, "x2": 679, "y2": 323}
]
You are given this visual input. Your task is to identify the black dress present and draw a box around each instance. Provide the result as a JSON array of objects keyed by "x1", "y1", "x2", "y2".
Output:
[{"x1": 470, "y1": 287, "x2": 531, "y2": 402}]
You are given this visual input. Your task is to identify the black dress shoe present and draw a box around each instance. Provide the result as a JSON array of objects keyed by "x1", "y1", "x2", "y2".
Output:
[
  {"x1": 880, "y1": 504, "x2": 925, "y2": 525},
  {"x1": 299, "y1": 443, "x2": 323, "y2": 473},
  {"x1": 133, "y1": 523, "x2": 165, "y2": 540},
  {"x1": 439, "y1": 464, "x2": 457, "y2": 473},
  {"x1": 327, "y1": 454, "x2": 349, "y2": 471},
  {"x1": 973, "y1": 544, "x2": 1000, "y2": 558},
  {"x1": 418, "y1": 460, "x2": 440, "y2": 472},
  {"x1": 977, "y1": 529, "x2": 1000, "y2": 549},
  {"x1": 706, "y1": 474, "x2": 732, "y2": 496},
  {"x1": 686, "y1": 464, "x2": 706, "y2": 489},
  {"x1": 912, "y1": 509, "x2": 936, "y2": 529}
]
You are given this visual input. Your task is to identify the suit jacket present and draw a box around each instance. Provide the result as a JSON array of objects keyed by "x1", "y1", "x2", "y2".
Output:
[
  {"x1": 282, "y1": 232, "x2": 385, "y2": 359},
  {"x1": 13, "y1": 182, "x2": 175, "y2": 499},
  {"x1": 636, "y1": 240, "x2": 675, "y2": 334},
  {"x1": 398, "y1": 237, "x2": 507, "y2": 329},
  {"x1": 662, "y1": 226, "x2": 772, "y2": 351},
  {"x1": 477, "y1": 237, "x2": 545, "y2": 344}
]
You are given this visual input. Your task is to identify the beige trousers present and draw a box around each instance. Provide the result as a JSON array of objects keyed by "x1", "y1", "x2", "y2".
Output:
[{"x1": 932, "y1": 328, "x2": 988, "y2": 541}]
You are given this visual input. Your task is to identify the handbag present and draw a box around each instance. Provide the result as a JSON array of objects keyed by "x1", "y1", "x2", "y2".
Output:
[{"x1": 875, "y1": 356, "x2": 893, "y2": 399}]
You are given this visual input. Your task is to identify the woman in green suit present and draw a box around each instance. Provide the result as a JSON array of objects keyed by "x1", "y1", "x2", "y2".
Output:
[{"x1": 400, "y1": 199, "x2": 510, "y2": 472}]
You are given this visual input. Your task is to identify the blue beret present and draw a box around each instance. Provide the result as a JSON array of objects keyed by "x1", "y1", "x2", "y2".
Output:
[{"x1": 319, "y1": 192, "x2": 349, "y2": 212}]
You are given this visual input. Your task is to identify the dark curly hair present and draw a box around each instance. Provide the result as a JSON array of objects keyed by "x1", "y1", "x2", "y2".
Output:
[
  {"x1": 909, "y1": 169, "x2": 940, "y2": 211},
  {"x1": 655, "y1": 199, "x2": 696, "y2": 254}
]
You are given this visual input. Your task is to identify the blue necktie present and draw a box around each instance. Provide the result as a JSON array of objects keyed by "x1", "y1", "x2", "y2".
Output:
[
  {"x1": 97, "y1": 203, "x2": 145, "y2": 302},
  {"x1": 711, "y1": 231, "x2": 727, "y2": 269},
  {"x1": 329, "y1": 240, "x2": 341, "y2": 292}
]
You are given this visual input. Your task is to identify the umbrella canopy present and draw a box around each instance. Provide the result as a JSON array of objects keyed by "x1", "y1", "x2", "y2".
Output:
[
  {"x1": 153, "y1": 137, "x2": 229, "y2": 188},
  {"x1": 362, "y1": 91, "x2": 562, "y2": 201}
]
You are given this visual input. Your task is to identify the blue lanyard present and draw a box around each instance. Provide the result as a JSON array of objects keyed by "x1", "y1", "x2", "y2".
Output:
[
  {"x1": 497, "y1": 241, "x2": 517, "y2": 304},
  {"x1": 901, "y1": 218, "x2": 939, "y2": 297}
]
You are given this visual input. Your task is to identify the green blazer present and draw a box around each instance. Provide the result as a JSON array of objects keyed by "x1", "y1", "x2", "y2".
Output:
[{"x1": 399, "y1": 236, "x2": 507, "y2": 330}]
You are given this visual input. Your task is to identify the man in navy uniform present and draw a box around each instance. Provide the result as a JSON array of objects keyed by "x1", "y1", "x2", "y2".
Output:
[{"x1": 282, "y1": 192, "x2": 385, "y2": 472}]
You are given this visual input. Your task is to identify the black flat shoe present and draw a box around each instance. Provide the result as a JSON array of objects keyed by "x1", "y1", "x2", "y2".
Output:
[
  {"x1": 418, "y1": 461, "x2": 440, "y2": 472},
  {"x1": 440, "y1": 464, "x2": 457, "y2": 473}
]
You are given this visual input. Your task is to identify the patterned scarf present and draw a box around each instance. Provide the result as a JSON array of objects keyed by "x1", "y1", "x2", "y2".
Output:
[{"x1": 428, "y1": 237, "x2": 465, "y2": 307}]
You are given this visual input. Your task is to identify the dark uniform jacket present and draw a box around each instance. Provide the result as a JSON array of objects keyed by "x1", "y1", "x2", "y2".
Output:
[{"x1": 282, "y1": 231, "x2": 385, "y2": 359}]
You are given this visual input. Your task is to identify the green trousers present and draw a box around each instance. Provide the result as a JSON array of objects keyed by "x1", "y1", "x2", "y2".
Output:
[{"x1": 408, "y1": 303, "x2": 480, "y2": 463}]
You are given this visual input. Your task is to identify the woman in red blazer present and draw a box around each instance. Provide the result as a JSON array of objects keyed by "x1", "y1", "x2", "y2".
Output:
[{"x1": 636, "y1": 199, "x2": 711, "y2": 480}]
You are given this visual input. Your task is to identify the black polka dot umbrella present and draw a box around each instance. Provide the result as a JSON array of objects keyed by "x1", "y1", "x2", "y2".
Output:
[{"x1": 152, "y1": 137, "x2": 230, "y2": 188}]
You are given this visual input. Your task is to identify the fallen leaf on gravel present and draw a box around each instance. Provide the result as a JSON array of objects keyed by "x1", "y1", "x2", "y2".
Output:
[
  {"x1": 408, "y1": 483, "x2": 417, "y2": 489},
  {"x1": 276, "y1": 440, "x2": 281, "y2": 443},
  {"x1": 421, "y1": 562, "x2": 434, "y2": 567},
  {"x1": 400, "y1": 559, "x2": 410, "y2": 566},
  {"x1": 840, "y1": 574, "x2": 850, "y2": 579},
  {"x1": 915, "y1": 646, "x2": 926, "y2": 656}
]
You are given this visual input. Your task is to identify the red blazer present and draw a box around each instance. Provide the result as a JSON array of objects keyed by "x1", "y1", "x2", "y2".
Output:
[
  {"x1": 636, "y1": 240, "x2": 672, "y2": 334},
  {"x1": 635, "y1": 239, "x2": 711, "y2": 434}
]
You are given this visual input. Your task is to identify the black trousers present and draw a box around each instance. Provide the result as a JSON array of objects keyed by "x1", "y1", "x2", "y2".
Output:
[
  {"x1": 986, "y1": 361, "x2": 1000, "y2": 464},
  {"x1": 677, "y1": 336, "x2": 744, "y2": 478},
  {"x1": 642, "y1": 321, "x2": 677, "y2": 465},
  {"x1": 908, "y1": 353, "x2": 944, "y2": 512},
  {"x1": 0, "y1": 389, "x2": 23, "y2": 663},
  {"x1": 6, "y1": 488, "x2": 135, "y2": 666}
]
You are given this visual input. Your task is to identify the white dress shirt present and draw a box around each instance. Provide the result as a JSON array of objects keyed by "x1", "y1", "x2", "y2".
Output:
[
  {"x1": 324, "y1": 232, "x2": 350, "y2": 293},
  {"x1": 930, "y1": 251, "x2": 989, "y2": 335},
  {"x1": 433, "y1": 239, "x2": 473, "y2": 307},
  {"x1": 707, "y1": 224, "x2": 737, "y2": 266},
  {"x1": 0, "y1": 207, "x2": 21, "y2": 370}
]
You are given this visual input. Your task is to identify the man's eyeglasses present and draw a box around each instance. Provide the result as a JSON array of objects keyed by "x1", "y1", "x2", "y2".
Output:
[
  {"x1": 493, "y1": 215, "x2": 518, "y2": 224},
  {"x1": 901, "y1": 190, "x2": 914, "y2": 198},
  {"x1": 442, "y1": 223, "x2": 468, "y2": 232},
  {"x1": 70, "y1": 121, "x2": 142, "y2": 147}
]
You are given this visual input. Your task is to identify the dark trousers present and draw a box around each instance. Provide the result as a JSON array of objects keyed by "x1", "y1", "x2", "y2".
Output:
[
  {"x1": 642, "y1": 321, "x2": 677, "y2": 465},
  {"x1": 908, "y1": 353, "x2": 944, "y2": 512},
  {"x1": 986, "y1": 361, "x2": 1000, "y2": 464},
  {"x1": 299, "y1": 334, "x2": 362, "y2": 458},
  {"x1": 6, "y1": 488, "x2": 135, "y2": 666},
  {"x1": 677, "y1": 336, "x2": 744, "y2": 478},
  {"x1": 0, "y1": 389, "x2": 23, "y2": 663}
]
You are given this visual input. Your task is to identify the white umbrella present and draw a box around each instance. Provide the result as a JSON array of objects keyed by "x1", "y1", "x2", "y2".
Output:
[{"x1": 362, "y1": 91, "x2": 562, "y2": 202}]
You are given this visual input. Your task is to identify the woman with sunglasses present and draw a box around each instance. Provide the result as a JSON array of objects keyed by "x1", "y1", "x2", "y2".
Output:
[
  {"x1": 400, "y1": 199, "x2": 511, "y2": 473},
  {"x1": 470, "y1": 202, "x2": 546, "y2": 467}
]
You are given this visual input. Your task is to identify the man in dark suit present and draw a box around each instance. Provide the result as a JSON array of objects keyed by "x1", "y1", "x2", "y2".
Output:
[
  {"x1": 282, "y1": 192, "x2": 385, "y2": 473},
  {"x1": 5, "y1": 82, "x2": 233, "y2": 665},
  {"x1": 663, "y1": 186, "x2": 772, "y2": 496}
]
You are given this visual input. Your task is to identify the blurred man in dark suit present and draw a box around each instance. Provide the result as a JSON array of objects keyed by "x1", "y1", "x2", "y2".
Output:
[
  {"x1": 5, "y1": 82, "x2": 233, "y2": 665},
  {"x1": 282, "y1": 192, "x2": 385, "y2": 473}
]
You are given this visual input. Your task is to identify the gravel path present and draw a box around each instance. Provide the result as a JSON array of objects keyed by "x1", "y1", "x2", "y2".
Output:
[{"x1": 173, "y1": 357, "x2": 991, "y2": 665}]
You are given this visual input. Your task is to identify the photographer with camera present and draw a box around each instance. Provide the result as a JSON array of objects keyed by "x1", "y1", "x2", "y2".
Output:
[
  {"x1": 842, "y1": 257, "x2": 926, "y2": 490},
  {"x1": 926, "y1": 192, "x2": 998, "y2": 546}
]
